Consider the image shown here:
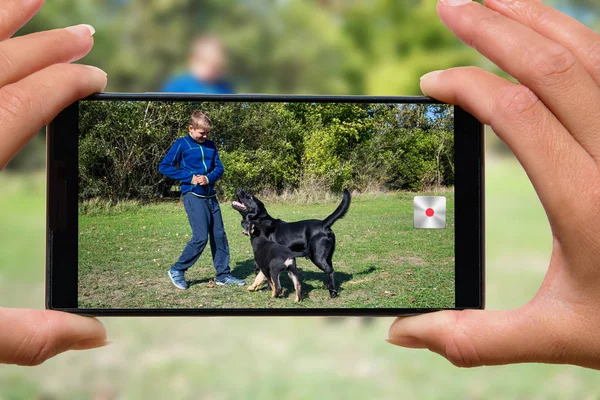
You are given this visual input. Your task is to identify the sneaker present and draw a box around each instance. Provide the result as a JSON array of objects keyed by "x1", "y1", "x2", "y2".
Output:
[
  {"x1": 168, "y1": 268, "x2": 189, "y2": 290},
  {"x1": 216, "y1": 274, "x2": 245, "y2": 286}
]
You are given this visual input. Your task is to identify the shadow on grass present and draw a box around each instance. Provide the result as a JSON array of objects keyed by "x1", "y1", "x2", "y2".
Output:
[
  {"x1": 187, "y1": 277, "x2": 214, "y2": 287},
  {"x1": 232, "y1": 258, "x2": 378, "y2": 299},
  {"x1": 186, "y1": 258, "x2": 257, "y2": 287},
  {"x1": 300, "y1": 265, "x2": 377, "y2": 297},
  {"x1": 232, "y1": 258, "x2": 258, "y2": 279}
]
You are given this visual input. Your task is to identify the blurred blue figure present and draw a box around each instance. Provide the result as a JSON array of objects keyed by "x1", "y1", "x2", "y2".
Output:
[{"x1": 162, "y1": 35, "x2": 234, "y2": 94}]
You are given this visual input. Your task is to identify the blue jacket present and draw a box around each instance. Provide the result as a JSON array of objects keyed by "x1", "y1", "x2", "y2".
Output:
[
  {"x1": 159, "y1": 135, "x2": 224, "y2": 197},
  {"x1": 161, "y1": 73, "x2": 234, "y2": 94}
]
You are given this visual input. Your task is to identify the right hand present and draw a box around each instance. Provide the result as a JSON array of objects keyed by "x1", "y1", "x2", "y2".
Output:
[{"x1": 388, "y1": 0, "x2": 600, "y2": 369}]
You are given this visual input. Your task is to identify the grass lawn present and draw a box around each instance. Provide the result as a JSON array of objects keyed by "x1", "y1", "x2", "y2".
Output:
[
  {"x1": 78, "y1": 191, "x2": 455, "y2": 309},
  {"x1": 3, "y1": 157, "x2": 600, "y2": 400}
]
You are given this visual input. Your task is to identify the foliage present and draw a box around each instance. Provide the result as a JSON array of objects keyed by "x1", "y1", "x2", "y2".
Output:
[
  {"x1": 78, "y1": 101, "x2": 454, "y2": 201},
  {"x1": 7, "y1": 0, "x2": 598, "y2": 172},
  {"x1": 18, "y1": 0, "x2": 598, "y2": 96},
  {"x1": 19, "y1": 0, "x2": 484, "y2": 95}
]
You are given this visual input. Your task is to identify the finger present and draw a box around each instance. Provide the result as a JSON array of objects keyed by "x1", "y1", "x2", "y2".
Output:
[
  {"x1": 0, "y1": 308, "x2": 108, "y2": 366},
  {"x1": 484, "y1": 0, "x2": 600, "y2": 85},
  {"x1": 420, "y1": 66, "x2": 596, "y2": 227},
  {"x1": 387, "y1": 308, "x2": 563, "y2": 367},
  {"x1": 0, "y1": 24, "x2": 96, "y2": 87},
  {"x1": 0, "y1": 0, "x2": 45, "y2": 41},
  {"x1": 437, "y1": 0, "x2": 600, "y2": 160},
  {"x1": 0, "y1": 62, "x2": 107, "y2": 170}
]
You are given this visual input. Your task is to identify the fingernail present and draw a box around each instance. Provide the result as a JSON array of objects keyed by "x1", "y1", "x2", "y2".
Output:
[
  {"x1": 441, "y1": 0, "x2": 472, "y2": 6},
  {"x1": 70, "y1": 339, "x2": 112, "y2": 351},
  {"x1": 66, "y1": 24, "x2": 95, "y2": 37},
  {"x1": 386, "y1": 337, "x2": 427, "y2": 349},
  {"x1": 85, "y1": 65, "x2": 108, "y2": 77},
  {"x1": 420, "y1": 70, "x2": 443, "y2": 81}
]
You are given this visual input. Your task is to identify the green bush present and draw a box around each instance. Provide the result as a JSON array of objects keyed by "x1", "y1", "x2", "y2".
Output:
[{"x1": 78, "y1": 101, "x2": 454, "y2": 200}]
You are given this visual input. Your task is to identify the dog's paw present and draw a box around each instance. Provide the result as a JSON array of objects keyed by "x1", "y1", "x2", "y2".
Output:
[{"x1": 329, "y1": 291, "x2": 338, "y2": 299}]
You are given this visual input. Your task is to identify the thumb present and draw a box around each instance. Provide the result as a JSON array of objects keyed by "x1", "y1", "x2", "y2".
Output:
[
  {"x1": 0, "y1": 308, "x2": 109, "y2": 366},
  {"x1": 387, "y1": 308, "x2": 560, "y2": 367}
]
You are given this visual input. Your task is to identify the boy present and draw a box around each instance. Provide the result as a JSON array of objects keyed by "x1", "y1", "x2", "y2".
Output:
[
  {"x1": 161, "y1": 35, "x2": 234, "y2": 94},
  {"x1": 159, "y1": 110, "x2": 244, "y2": 289}
]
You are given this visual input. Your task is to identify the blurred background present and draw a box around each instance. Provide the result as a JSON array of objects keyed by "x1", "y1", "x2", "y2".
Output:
[{"x1": 2, "y1": 0, "x2": 600, "y2": 398}]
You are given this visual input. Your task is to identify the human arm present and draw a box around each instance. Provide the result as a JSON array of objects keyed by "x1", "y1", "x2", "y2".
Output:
[
  {"x1": 205, "y1": 145, "x2": 224, "y2": 184},
  {"x1": 158, "y1": 140, "x2": 194, "y2": 183}
]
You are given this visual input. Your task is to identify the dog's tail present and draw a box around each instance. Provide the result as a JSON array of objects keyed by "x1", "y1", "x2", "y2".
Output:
[{"x1": 322, "y1": 189, "x2": 351, "y2": 228}]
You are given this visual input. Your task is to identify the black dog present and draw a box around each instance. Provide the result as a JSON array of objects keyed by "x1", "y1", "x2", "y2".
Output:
[
  {"x1": 247, "y1": 220, "x2": 304, "y2": 302},
  {"x1": 232, "y1": 188, "x2": 351, "y2": 298}
]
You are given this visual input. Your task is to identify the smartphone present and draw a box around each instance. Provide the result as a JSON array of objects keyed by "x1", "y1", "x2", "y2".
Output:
[{"x1": 46, "y1": 94, "x2": 484, "y2": 316}]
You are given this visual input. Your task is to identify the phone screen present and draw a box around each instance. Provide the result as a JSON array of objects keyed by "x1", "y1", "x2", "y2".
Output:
[{"x1": 74, "y1": 98, "x2": 461, "y2": 311}]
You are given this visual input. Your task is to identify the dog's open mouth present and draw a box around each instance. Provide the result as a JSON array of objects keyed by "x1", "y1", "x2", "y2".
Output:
[
  {"x1": 241, "y1": 229, "x2": 249, "y2": 236},
  {"x1": 231, "y1": 201, "x2": 247, "y2": 212}
]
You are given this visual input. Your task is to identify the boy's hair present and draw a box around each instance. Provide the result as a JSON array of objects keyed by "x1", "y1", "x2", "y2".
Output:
[{"x1": 190, "y1": 110, "x2": 212, "y2": 130}]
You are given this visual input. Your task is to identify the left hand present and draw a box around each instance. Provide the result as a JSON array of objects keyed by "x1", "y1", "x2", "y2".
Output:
[
  {"x1": 0, "y1": 0, "x2": 107, "y2": 169},
  {"x1": 0, "y1": 308, "x2": 109, "y2": 366},
  {"x1": 0, "y1": 0, "x2": 110, "y2": 366}
]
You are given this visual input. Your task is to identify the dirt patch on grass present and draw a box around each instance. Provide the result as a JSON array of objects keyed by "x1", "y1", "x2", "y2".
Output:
[{"x1": 393, "y1": 256, "x2": 426, "y2": 266}]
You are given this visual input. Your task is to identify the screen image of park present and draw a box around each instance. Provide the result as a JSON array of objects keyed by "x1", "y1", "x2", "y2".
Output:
[{"x1": 78, "y1": 100, "x2": 455, "y2": 309}]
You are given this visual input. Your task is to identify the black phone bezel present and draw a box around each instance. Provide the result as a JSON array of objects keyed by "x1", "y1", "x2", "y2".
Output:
[{"x1": 46, "y1": 93, "x2": 484, "y2": 317}]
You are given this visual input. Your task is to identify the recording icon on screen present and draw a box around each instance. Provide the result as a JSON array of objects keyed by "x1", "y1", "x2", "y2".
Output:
[{"x1": 414, "y1": 196, "x2": 446, "y2": 229}]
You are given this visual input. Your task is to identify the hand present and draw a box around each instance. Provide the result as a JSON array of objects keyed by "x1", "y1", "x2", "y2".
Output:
[
  {"x1": 0, "y1": 0, "x2": 109, "y2": 365},
  {"x1": 0, "y1": 0, "x2": 107, "y2": 170},
  {"x1": 0, "y1": 308, "x2": 109, "y2": 366},
  {"x1": 193, "y1": 175, "x2": 208, "y2": 186},
  {"x1": 388, "y1": 0, "x2": 600, "y2": 369}
]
